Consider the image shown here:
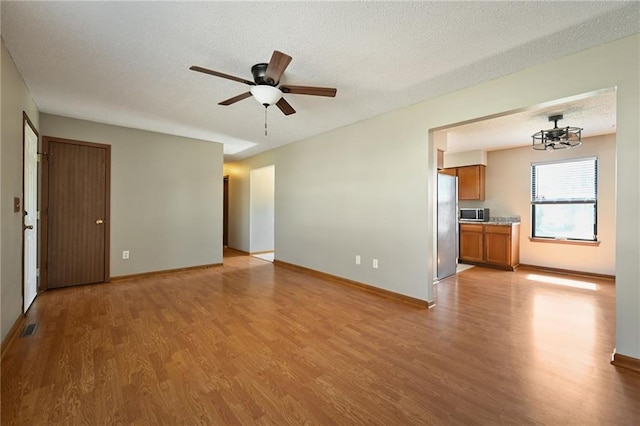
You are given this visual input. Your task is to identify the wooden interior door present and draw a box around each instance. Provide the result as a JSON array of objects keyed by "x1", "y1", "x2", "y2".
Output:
[{"x1": 43, "y1": 137, "x2": 110, "y2": 289}]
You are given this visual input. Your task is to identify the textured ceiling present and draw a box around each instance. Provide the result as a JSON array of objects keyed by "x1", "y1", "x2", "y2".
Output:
[
  {"x1": 1, "y1": 1, "x2": 638, "y2": 161},
  {"x1": 439, "y1": 89, "x2": 617, "y2": 153}
]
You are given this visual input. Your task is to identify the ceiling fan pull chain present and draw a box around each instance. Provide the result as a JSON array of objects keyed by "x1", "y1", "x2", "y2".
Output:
[{"x1": 264, "y1": 106, "x2": 268, "y2": 136}]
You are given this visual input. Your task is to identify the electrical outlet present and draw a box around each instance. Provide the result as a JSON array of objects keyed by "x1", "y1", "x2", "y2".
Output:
[
  {"x1": 355, "y1": 255, "x2": 361, "y2": 265},
  {"x1": 373, "y1": 259, "x2": 378, "y2": 269},
  {"x1": 122, "y1": 250, "x2": 129, "y2": 260}
]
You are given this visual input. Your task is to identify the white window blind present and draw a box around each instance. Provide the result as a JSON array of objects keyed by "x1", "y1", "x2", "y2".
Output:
[
  {"x1": 531, "y1": 158, "x2": 597, "y2": 203},
  {"x1": 531, "y1": 157, "x2": 597, "y2": 241}
]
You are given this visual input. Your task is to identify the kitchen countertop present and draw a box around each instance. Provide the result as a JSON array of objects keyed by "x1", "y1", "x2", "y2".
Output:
[{"x1": 460, "y1": 216, "x2": 521, "y2": 225}]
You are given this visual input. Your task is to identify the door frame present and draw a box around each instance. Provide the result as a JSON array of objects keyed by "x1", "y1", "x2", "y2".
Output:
[
  {"x1": 223, "y1": 175, "x2": 229, "y2": 247},
  {"x1": 22, "y1": 112, "x2": 39, "y2": 312},
  {"x1": 40, "y1": 136, "x2": 111, "y2": 291},
  {"x1": 249, "y1": 165, "x2": 275, "y2": 254}
]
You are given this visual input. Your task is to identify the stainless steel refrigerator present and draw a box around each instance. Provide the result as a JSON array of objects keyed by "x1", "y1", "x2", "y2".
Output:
[{"x1": 437, "y1": 173, "x2": 458, "y2": 280}]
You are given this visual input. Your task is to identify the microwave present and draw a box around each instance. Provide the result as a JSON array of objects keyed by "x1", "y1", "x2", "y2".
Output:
[{"x1": 460, "y1": 208, "x2": 490, "y2": 222}]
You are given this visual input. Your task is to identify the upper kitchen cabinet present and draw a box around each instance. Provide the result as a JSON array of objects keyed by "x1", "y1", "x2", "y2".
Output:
[
  {"x1": 457, "y1": 165, "x2": 485, "y2": 200},
  {"x1": 439, "y1": 168, "x2": 457, "y2": 177},
  {"x1": 438, "y1": 164, "x2": 486, "y2": 200}
]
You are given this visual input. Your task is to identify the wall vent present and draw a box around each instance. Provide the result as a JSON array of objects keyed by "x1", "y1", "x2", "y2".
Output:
[{"x1": 21, "y1": 323, "x2": 37, "y2": 337}]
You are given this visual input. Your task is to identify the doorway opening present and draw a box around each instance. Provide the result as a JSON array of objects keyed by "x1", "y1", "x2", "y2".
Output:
[
  {"x1": 223, "y1": 175, "x2": 229, "y2": 247},
  {"x1": 250, "y1": 165, "x2": 275, "y2": 262},
  {"x1": 431, "y1": 88, "x2": 616, "y2": 281}
]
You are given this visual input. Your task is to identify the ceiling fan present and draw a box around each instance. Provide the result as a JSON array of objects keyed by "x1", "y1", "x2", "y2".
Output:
[{"x1": 190, "y1": 50, "x2": 337, "y2": 117}]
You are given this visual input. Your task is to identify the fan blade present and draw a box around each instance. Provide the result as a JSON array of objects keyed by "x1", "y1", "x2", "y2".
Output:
[
  {"x1": 264, "y1": 51, "x2": 292, "y2": 85},
  {"x1": 190, "y1": 66, "x2": 255, "y2": 86},
  {"x1": 276, "y1": 98, "x2": 296, "y2": 116},
  {"x1": 219, "y1": 92, "x2": 252, "y2": 106},
  {"x1": 279, "y1": 85, "x2": 337, "y2": 97}
]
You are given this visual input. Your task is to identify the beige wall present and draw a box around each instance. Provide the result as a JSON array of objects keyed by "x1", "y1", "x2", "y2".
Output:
[
  {"x1": 227, "y1": 35, "x2": 640, "y2": 359},
  {"x1": 481, "y1": 135, "x2": 615, "y2": 275},
  {"x1": 40, "y1": 114, "x2": 224, "y2": 278},
  {"x1": 1, "y1": 40, "x2": 40, "y2": 340},
  {"x1": 444, "y1": 149, "x2": 487, "y2": 167}
]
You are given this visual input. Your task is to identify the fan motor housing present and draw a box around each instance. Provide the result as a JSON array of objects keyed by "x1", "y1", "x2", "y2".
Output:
[{"x1": 251, "y1": 63, "x2": 278, "y2": 86}]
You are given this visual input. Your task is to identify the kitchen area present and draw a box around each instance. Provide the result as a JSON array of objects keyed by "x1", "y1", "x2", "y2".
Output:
[
  {"x1": 436, "y1": 150, "x2": 521, "y2": 280},
  {"x1": 433, "y1": 91, "x2": 617, "y2": 279}
]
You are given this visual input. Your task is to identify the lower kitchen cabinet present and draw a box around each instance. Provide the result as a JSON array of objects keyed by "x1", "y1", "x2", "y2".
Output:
[
  {"x1": 460, "y1": 223, "x2": 520, "y2": 270},
  {"x1": 459, "y1": 224, "x2": 483, "y2": 263}
]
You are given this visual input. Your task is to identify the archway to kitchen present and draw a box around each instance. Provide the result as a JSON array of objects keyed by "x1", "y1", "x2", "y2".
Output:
[{"x1": 430, "y1": 88, "x2": 616, "y2": 284}]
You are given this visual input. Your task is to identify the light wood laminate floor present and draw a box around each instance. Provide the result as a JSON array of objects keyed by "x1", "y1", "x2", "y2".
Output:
[{"x1": 2, "y1": 250, "x2": 639, "y2": 425}]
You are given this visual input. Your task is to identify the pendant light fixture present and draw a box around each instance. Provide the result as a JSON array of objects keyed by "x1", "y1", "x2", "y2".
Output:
[{"x1": 532, "y1": 115, "x2": 582, "y2": 150}]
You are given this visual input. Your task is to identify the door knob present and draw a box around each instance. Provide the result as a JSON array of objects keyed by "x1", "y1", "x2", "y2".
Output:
[
  {"x1": 96, "y1": 219, "x2": 104, "y2": 225},
  {"x1": 24, "y1": 224, "x2": 34, "y2": 230}
]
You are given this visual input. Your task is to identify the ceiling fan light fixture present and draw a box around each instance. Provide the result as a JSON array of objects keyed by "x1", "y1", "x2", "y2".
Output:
[
  {"x1": 250, "y1": 85, "x2": 283, "y2": 107},
  {"x1": 190, "y1": 50, "x2": 334, "y2": 119},
  {"x1": 532, "y1": 114, "x2": 582, "y2": 151}
]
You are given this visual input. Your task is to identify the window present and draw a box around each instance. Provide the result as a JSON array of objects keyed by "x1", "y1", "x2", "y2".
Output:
[{"x1": 531, "y1": 157, "x2": 597, "y2": 241}]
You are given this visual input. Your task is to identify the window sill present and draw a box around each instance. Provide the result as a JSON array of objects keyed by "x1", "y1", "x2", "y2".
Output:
[{"x1": 529, "y1": 237, "x2": 600, "y2": 247}]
